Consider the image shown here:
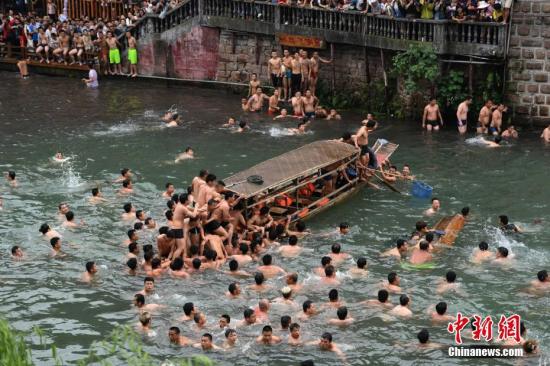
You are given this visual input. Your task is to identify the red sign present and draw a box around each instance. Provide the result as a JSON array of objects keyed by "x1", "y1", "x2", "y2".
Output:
[{"x1": 277, "y1": 33, "x2": 325, "y2": 49}]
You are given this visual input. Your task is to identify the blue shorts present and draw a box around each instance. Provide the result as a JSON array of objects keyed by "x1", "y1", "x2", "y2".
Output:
[
  {"x1": 489, "y1": 127, "x2": 498, "y2": 134},
  {"x1": 285, "y1": 69, "x2": 292, "y2": 79},
  {"x1": 305, "y1": 111, "x2": 315, "y2": 119}
]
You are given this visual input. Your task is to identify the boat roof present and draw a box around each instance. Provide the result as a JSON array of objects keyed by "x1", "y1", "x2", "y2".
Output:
[{"x1": 224, "y1": 140, "x2": 359, "y2": 198}]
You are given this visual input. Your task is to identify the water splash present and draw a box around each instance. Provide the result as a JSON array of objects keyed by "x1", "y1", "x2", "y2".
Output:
[{"x1": 92, "y1": 122, "x2": 141, "y2": 136}]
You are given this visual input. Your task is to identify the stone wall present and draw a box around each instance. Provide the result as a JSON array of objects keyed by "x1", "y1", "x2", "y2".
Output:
[
  {"x1": 139, "y1": 25, "x2": 384, "y2": 93},
  {"x1": 138, "y1": 21, "x2": 220, "y2": 80},
  {"x1": 506, "y1": 0, "x2": 550, "y2": 123}
]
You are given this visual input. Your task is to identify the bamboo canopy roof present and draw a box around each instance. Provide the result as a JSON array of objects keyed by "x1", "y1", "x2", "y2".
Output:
[{"x1": 224, "y1": 140, "x2": 360, "y2": 198}]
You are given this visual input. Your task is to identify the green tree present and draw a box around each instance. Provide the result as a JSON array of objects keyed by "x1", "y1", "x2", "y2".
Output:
[{"x1": 392, "y1": 44, "x2": 439, "y2": 96}]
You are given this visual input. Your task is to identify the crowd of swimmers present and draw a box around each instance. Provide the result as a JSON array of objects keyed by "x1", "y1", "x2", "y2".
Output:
[
  {"x1": 423, "y1": 97, "x2": 550, "y2": 146},
  {"x1": 3, "y1": 126, "x2": 547, "y2": 365}
]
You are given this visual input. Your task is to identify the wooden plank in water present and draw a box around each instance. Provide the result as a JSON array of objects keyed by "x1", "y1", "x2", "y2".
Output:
[{"x1": 434, "y1": 215, "x2": 465, "y2": 246}]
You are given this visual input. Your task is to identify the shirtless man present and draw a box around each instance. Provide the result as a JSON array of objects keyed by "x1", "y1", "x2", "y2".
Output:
[
  {"x1": 168, "y1": 327, "x2": 192, "y2": 346},
  {"x1": 172, "y1": 193, "x2": 200, "y2": 258},
  {"x1": 477, "y1": 100, "x2": 494, "y2": 134},
  {"x1": 256, "y1": 325, "x2": 282, "y2": 345},
  {"x1": 267, "y1": 51, "x2": 283, "y2": 96},
  {"x1": 501, "y1": 125, "x2": 518, "y2": 139},
  {"x1": 390, "y1": 294, "x2": 413, "y2": 318},
  {"x1": 302, "y1": 90, "x2": 318, "y2": 119},
  {"x1": 11, "y1": 246, "x2": 24, "y2": 260},
  {"x1": 528, "y1": 270, "x2": 550, "y2": 293},
  {"x1": 409, "y1": 241, "x2": 433, "y2": 265},
  {"x1": 139, "y1": 277, "x2": 156, "y2": 297},
  {"x1": 309, "y1": 51, "x2": 331, "y2": 96},
  {"x1": 241, "y1": 98, "x2": 249, "y2": 112},
  {"x1": 39, "y1": 223, "x2": 61, "y2": 240},
  {"x1": 541, "y1": 124, "x2": 550, "y2": 142},
  {"x1": 89, "y1": 188, "x2": 107, "y2": 204},
  {"x1": 273, "y1": 108, "x2": 300, "y2": 120},
  {"x1": 327, "y1": 243, "x2": 351, "y2": 264},
  {"x1": 298, "y1": 300, "x2": 318, "y2": 321},
  {"x1": 162, "y1": 183, "x2": 175, "y2": 199},
  {"x1": 58, "y1": 30, "x2": 70, "y2": 64},
  {"x1": 230, "y1": 244, "x2": 254, "y2": 266},
  {"x1": 197, "y1": 174, "x2": 219, "y2": 209},
  {"x1": 456, "y1": 96, "x2": 472, "y2": 134},
  {"x1": 247, "y1": 88, "x2": 270, "y2": 112},
  {"x1": 5, "y1": 171, "x2": 18, "y2": 187},
  {"x1": 237, "y1": 308, "x2": 260, "y2": 327},
  {"x1": 328, "y1": 306, "x2": 355, "y2": 327},
  {"x1": 124, "y1": 31, "x2": 138, "y2": 77},
  {"x1": 490, "y1": 104, "x2": 507, "y2": 135},
  {"x1": 479, "y1": 135, "x2": 502, "y2": 148},
  {"x1": 256, "y1": 254, "x2": 286, "y2": 278},
  {"x1": 471, "y1": 241, "x2": 493, "y2": 264},
  {"x1": 192, "y1": 170, "x2": 208, "y2": 202},
  {"x1": 106, "y1": 31, "x2": 122, "y2": 75},
  {"x1": 202, "y1": 228, "x2": 228, "y2": 260},
  {"x1": 282, "y1": 49, "x2": 293, "y2": 101},
  {"x1": 288, "y1": 323, "x2": 303, "y2": 345},
  {"x1": 254, "y1": 299, "x2": 271, "y2": 323},
  {"x1": 50, "y1": 237, "x2": 65, "y2": 258},
  {"x1": 422, "y1": 99, "x2": 443, "y2": 132},
  {"x1": 175, "y1": 147, "x2": 194, "y2": 162},
  {"x1": 326, "y1": 109, "x2": 341, "y2": 120},
  {"x1": 268, "y1": 90, "x2": 280, "y2": 115},
  {"x1": 299, "y1": 50, "x2": 310, "y2": 93},
  {"x1": 321, "y1": 265, "x2": 341, "y2": 286},
  {"x1": 115, "y1": 168, "x2": 132, "y2": 183},
  {"x1": 354, "y1": 118, "x2": 378, "y2": 172},
  {"x1": 493, "y1": 246, "x2": 512, "y2": 264},
  {"x1": 424, "y1": 197, "x2": 440, "y2": 216},
  {"x1": 430, "y1": 301, "x2": 454, "y2": 323},
  {"x1": 348, "y1": 257, "x2": 368, "y2": 277},
  {"x1": 385, "y1": 272, "x2": 402, "y2": 293},
  {"x1": 291, "y1": 92, "x2": 305, "y2": 117},
  {"x1": 248, "y1": 73, "x2": 260, "y2": 97},
  {"x1": 193, "y1": 333, "x2": 221, "y2": 351},
  {"x1": 290, "y1": 53, "x2": 302, "y2": 97},
  {"x1": 436, "y1": 270, "x2": 461, "y2": 294},
  {"x1": 307, "y1": 333, "x2": 346, "y2": 361},
  {"x1": 277, "y1": 235, "x2": 302, "y2": 257},
  {"x1": 361, "y1": 289, "x2": 393, "y2": 309},
  {"x1": 81, "y1": 261, "x2": 98, "y2": 283},
  {"x1": 287, "y1": 120, "x2": 310, "y2": 135}
]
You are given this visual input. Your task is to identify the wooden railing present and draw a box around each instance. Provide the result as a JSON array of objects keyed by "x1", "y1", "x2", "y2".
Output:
[
  {"x1": 54, "y1": 0, "x2": 125, "y2": 21},
  {"x1": 131, "y1": 0, "x2": 508, "y2": 58}
]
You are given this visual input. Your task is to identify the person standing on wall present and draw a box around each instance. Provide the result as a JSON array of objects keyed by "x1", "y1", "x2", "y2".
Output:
[{"x1": 126, "y1": 31, "x2": 138, "y2": 77}]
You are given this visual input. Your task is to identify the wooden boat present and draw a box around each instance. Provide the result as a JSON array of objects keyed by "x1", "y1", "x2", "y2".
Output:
[
  {"x1": 223, "y1": 140, "x2": 364, "y2": 223},
  {"x1": 433, "y1": 214, "x2": 466, "y2": 245}
]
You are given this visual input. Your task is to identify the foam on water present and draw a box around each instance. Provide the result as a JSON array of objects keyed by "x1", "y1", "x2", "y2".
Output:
[{"x1": 92, "y1": 122, "x2": 141, "y2": 136}]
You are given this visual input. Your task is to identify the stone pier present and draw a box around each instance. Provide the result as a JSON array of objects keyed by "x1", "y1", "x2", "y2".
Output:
[{"x1": 506, "y1": 0, "x2": 550, "y2": 123}]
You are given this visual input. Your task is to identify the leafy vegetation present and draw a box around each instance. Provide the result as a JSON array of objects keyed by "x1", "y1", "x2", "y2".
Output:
[
  {"x1": 392, "y1": 44, "x2": 439, "y2": 97},
  {"x1": 0, "y1": 319, "x2": 213, "y2": 366}
]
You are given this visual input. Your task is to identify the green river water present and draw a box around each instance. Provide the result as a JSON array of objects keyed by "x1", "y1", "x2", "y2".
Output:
[{"x1": 0, "y1": 72, "x2": 549, "y2": 365}]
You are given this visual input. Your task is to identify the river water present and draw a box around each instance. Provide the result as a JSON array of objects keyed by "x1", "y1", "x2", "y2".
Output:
[{"x1": 0, "y1": 72, "x2": 549, "y2": 366}]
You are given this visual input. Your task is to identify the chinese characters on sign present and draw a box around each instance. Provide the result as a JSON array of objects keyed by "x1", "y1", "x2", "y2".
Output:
[
  {"x1": 276, "y1": 33, "x2": 325, "y2": 49},
  {"x1": 448, "y1": 313, "x2": 521, "y2": 345}
]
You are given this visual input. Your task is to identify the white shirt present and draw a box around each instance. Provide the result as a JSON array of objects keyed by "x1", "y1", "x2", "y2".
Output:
[{"x1": 88, "y1": 69, "x2": 99, "y2": 88}]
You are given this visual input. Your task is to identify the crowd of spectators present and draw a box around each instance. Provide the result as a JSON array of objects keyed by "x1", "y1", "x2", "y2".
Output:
[
  {"x1": 0, "y1": 0, "x2": 187, "y2": 65},
  {"x1": 279, "y1": 0, "x2": 510, "y2": 22}
]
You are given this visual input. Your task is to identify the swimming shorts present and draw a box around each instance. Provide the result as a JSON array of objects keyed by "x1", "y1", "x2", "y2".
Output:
[
  {"x1": 128, "y1": 48, "x2": 137, "y2": 65},
  {"x1": 189, "y1": 227, "x2": 200, "y2": 235},
  {"x1": 305, "y1": 111, "x2": 315, "y2": 119},
  {"x1": 271, "y1": 73, "x2": 282, "y2": 87},
  {"x1": 109, "y1": 48, "x2": 121, "y2": 64},
  {"x1": 221, "y1": 221, "x2": 230, "y2": 228},
  {"x1": 427, "y1": 119, "x2": 439, "y2": 127},
  {"x1": 360, "y1": 145, "x2": 379, "y2": 169},
  {"x1": 310, "y1": 71, "x2": 317, "y2": 79},
  {"x1": 268, "y1": 107, "x2": 277, "y2": 115},
  {"x1": 173, "y1": 228, "x2": 184, "y2": 239},
  {"x1": 457, "y1": 119, "x2": 467, "y2": 127},
  {"x1": 285, "y1": 69, "x2": 292, "y2": 79},
  {"x1": 204, "y1": 220, "x2": 221, "y2": 233},
  {"x1": 489, "y1": 126, "x2": 498, "y2": 134}
]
